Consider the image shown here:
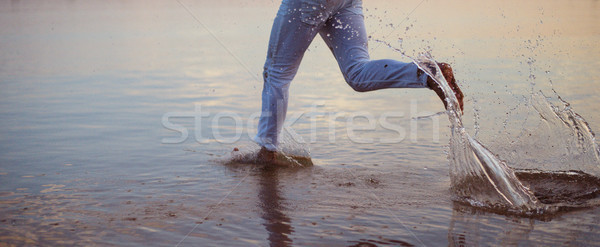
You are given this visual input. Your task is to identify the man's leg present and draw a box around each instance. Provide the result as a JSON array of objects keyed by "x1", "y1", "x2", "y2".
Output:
[
  {"x1": 254, "y1": 0, "x2": 324, "y2": 151},
  {"x1": 319, "y1": 2, "x2": 464, "y2": 110},
  {"x1": 318, "y1": 3, "x2": 429, "y2": 92}
]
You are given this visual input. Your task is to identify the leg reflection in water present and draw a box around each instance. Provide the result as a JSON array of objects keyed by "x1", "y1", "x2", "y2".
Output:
[
  {"x1": 447, "y1": 202, "x2": 535, "y2": 246},
  {"x1": 258, "y1": 166, "x2": 294, "y2": 246}
]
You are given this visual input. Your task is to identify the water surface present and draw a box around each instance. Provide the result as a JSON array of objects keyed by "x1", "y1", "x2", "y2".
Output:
[{"x1": 1, "y1": 0, "x2": 600, "y2": 246}]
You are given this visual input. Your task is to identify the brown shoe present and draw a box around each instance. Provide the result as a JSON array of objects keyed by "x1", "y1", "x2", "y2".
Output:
[{"x1": 426, "y1": 63, "x2": 464, "y2": 112}]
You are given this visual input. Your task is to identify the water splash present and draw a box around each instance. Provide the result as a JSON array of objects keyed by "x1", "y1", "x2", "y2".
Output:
[
  {"x1": 412, "y1": 54, "x2": 600, "y2": 215},
  {"x1": 513, "y1": 92, "x2": 600, "y2": 176},
  {"x1": 413, "y1": 54, "x2": 543, "y2": 213},
  {"x1": 228, "y1": 131, "x2": 313, "y2": 167}
]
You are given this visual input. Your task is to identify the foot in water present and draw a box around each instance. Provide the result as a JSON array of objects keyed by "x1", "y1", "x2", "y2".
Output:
[
  {"x1": 426, "y1": 62, "x2": 464, "y2": 112},
  {"x1": 257, "y1": 147, "x2": 276, "y2": 163},
  {"x1": 256, "y1": 147, "x2": 313, "y2": 167}
]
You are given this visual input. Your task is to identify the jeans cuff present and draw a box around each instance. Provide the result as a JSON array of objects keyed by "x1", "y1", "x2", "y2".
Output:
[{"x1": 252, "y1": 135, "x2": 277, "y2": 151}]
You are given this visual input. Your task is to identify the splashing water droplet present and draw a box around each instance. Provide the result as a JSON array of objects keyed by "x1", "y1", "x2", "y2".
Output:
[{"x1": 411, "y1": 54, "x2": 600, "y2": 215}]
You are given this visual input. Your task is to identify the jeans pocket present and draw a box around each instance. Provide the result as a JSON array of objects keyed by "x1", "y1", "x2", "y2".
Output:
[{"x1": 300, "y1": 0, "x2": 328, "y2": 26}]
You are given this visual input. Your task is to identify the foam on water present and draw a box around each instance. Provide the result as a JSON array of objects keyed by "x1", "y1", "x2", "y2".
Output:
[{"x1": 413, "y1": 54, "x2": 600, "y2": 215}]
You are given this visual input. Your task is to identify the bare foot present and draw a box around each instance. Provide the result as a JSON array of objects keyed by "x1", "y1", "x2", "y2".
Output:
[
  {"x1": 257, "y1": 147, "x2": 291, "y2": 167},
  {"x1": 426, "y1": 63, "x2": 464, "y2": 112},
  {"x1": 256, "y1": 147, "x2": 313, "y2": 167},
  {"x1": 257, "y1": 147, "x2": 276, "y2": 163}
]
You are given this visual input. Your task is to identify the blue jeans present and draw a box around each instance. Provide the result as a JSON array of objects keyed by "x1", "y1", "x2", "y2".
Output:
[{"x1": 254, "y1": 0, "x2": 429, "y2": 151}]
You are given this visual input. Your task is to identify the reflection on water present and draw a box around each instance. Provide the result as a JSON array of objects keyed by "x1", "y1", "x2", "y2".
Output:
[
  {"x1": 257, "y1": 166, "x2": 294, "y2": 247},
  {"x1": 1, "y1": 0, "x2": 600, "y2": 246},
  {"x1": 448, "y1": 200, "x2": 600, "y2": 246},
  {"x1": 448, "y1": 202, "x2": 535, "y2": 246}
]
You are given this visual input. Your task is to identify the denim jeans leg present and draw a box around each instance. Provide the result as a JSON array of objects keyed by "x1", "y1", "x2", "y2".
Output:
[
  {"x1": 254, "y1": 0, "x2": 325, "y2": 151},
  {"x1": 255, "y1": 0, "x2": 429, "y2": 151},
  {"x1": 319, "y1": 5, "x2": 429, "y2": 92}
]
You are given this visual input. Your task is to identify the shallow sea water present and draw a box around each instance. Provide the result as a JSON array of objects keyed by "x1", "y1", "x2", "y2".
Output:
[{"x1": 1, "y1": 0, "x2": 600, "y2": 246}]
